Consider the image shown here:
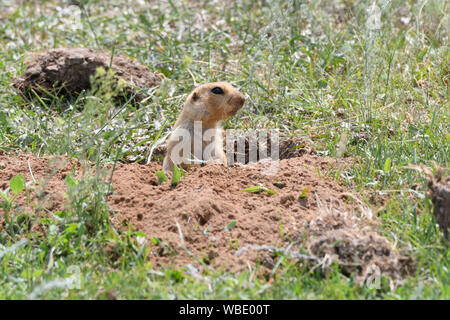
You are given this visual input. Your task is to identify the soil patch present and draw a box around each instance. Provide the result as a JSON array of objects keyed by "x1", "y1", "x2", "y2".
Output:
[
  {"x1": 12, "y1": 47, "x2": 162, "y2": 100},
  {"x1": 0, "y1": 153, "x2": 413, "y2": 283},
  {"x1": 422, "y1": 164, "x2": 449, "y2": 240}
]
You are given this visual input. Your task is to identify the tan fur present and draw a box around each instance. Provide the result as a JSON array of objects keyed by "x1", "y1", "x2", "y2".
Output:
[{"x1": 163, "y1": 82, "x2": 245, "y2": 171}]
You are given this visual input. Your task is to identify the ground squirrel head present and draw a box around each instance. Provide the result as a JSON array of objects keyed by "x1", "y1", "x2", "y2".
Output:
[
  {"x1": 182, "y1": 82, "x2": 246, "y2": 124},
  {"x1": 164, "y1": 82, "x2": 245, "y2": 171}
]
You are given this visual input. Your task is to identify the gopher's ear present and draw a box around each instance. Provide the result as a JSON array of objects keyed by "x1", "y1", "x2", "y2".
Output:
[{"x1": 191, "y1": 92, "x2": 199, "y2": 102}]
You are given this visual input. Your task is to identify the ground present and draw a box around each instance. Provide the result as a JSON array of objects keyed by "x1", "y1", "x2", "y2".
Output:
[{"x1": 0, "y1": 0, "x2": 448, "y2": 299}]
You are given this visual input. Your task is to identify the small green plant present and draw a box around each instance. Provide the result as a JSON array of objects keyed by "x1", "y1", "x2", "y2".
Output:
[
  {"x1": 273, "y1": 182, "x2": 285, "y2": 188},
  {"x1": 243, "y1": 184, "x2": 276, "y2": 195},
  {"x1": 150, "y1": 237, "x2": 161, "y2": 245},
  {"x1": 0, "y1": 174, "x2": 26, "y2": 235},
  {"x1": 383, "y1": 157, "x2": 392, "y2": 174},
  {"x1": 299, "y1": 186, "x2": 312, "y2": 199},
  {"x1": 155, "y1": 171, "x2": 168, "y2": 185},
  {"x1": 229, "y1": 238, "x2": 239, "y2": 250},
  {"x1": 171, "y1": 165, "x2": 183, "y2": 186},
  {"x1": 224, "y1": 220, "x2": 236, "y2": 231},
  {"x1": 64, "y1": 169, "x2": 111, "y2": 235}
]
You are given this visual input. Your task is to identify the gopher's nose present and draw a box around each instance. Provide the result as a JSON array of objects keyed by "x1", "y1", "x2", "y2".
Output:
[{"x1": 237, "y1": 94, "x2": 246, "y2": 107}]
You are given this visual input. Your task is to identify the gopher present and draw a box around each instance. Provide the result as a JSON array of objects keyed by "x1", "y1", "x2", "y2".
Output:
[{"x1": 163, "y1": 82, "x2": 245, "y2": 171}]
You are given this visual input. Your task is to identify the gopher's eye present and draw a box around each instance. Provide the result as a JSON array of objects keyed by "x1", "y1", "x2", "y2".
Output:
[{"x1": 211, "y1": 87, "x2": 224, "y2": 94}]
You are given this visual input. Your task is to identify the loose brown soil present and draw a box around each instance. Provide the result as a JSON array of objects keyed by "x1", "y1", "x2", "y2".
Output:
[
  {"x1": 12, "y1": 47, "x2": 162, "y2": 100},
  {"x1": 0, "y1": 152, "x2": 413, "y2": 283},
  {"x1": 425, "y1": 165, "x2": 449, "y2": 240}
]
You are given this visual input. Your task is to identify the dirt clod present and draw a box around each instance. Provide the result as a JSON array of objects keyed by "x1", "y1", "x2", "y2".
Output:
[
  {"x1": 12, "y1": 47, "x2": 162, "y2": 100},
  {"x1": 427, "y1": 166, "x2": 450, "y2": 239},
  {"x1": 308, "y1": 212, "x2": 414, "y2": 284}
]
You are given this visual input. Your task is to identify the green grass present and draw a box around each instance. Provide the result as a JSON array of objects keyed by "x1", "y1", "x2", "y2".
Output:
[{"x1": 0, "y1": 0, "x2": 448, "y2": 299}]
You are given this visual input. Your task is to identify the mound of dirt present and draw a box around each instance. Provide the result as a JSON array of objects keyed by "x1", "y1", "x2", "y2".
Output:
[
  {"x1": 425, "y1": 165, "x2": 450, "y2": 240},
  {"x1": 12, "y1": 47, "x2": 162, "y2": 99},
  {"x1": 307, "y1": 212, "x2": 414, "y2": 283},
  {"x1": 0, "y1": 153, "x2": 413, "y2": 284}
]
